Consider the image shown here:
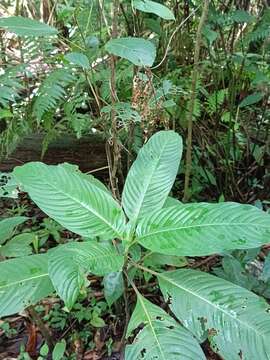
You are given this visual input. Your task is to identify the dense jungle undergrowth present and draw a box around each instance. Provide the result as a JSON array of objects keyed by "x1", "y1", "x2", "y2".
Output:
[{"x1": 0, "y1": 0, "x2": 270, "y2": 359}]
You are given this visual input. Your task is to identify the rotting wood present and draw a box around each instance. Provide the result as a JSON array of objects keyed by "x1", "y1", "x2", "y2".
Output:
[{"x1": 0, "y1": 133, "x2": 108, "y2": 179}]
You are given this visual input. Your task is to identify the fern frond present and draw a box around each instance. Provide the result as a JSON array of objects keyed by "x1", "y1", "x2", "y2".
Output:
[
  {"x1": 207, "y1": 89, "x2": 227, "y2": 115},
  {"x1": 33, "y1": 68, "x2": 75, "y2": 122},
  {"x1": 245, "y1": 9, "x2": 270, "y2": 44},
  {"x1": 0, "y1": 66, "x2": 24, "y2": 107}
]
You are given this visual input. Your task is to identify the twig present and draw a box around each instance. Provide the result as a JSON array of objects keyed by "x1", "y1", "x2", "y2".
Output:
[
  {"x1": 183, "y1": 0, "x2": 209, "y2": 202},
  {"x1": 190, "y1": 255, "x2": 219, "y2": 269},
  {"x1": 86, "y1": 165, "x2": 109, "y2": 174},
  {"x1": 98, "y1": 0, "x2": 111, "y2": 36},
  {"x1": 27, "y1": 305, "x2": 54, "y2": 351},
  {"x1": 151, "y1": 5, "x2": 201, "y2": 70}
]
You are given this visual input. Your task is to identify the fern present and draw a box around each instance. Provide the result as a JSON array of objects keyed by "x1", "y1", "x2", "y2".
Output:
[
  {"x1": 22, "y1": 37, "x2": 56, "y2": 63},
  {"x1": 33, "y1": 68, "x2": 75, "y2": 123},
  {"x1": 245, "y1": 9, "x2": 270, "y2": 44},
  {"x1": 63, "y1": 95, "x2": 92, "y2": 138},
  {"x1": 206, "y1": 89, "x2": 227, "y2": 115},
  {"x1": 0, "y1": 66, "x2": 24, "y2": 107}
]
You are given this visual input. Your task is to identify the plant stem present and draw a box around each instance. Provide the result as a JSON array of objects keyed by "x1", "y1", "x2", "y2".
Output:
[
  {"x1": 119, "y1": 265, "x2": 130, "y2": 359},
  {"x1": 183, "y1": 0, "x2": 209, "y2": 202},
  {"x1": 27, "y1": 305, "x2": 54, "y2": 351},
  {"x1": 129, "y1": 259, "x2": 159, "y2": 277}
]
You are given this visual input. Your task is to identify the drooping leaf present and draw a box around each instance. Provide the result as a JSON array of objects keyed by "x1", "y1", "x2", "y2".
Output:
[
  {"x1": 144, "y1": 253, "x2": 188, "y2": 268},
  {"x1": 203, "y1": 25, "x2": 218, "y2": 45},
  {"x1": 103, "y1": 272, "x2": 124, "y2": 306},
  {"x1": 158, "y1": 269, "x2": 270, "y2": 359},
  {"x1": 105, "y1": 37, "x2": 156, "y2": 67},
  {"x1": 0, "y1": 232, "x2": 35, "y2": 258},
  {"x1": 13, "y1": 162, "x2": 126, "y2": 239},
  {"x1": 0, "y1": 216, "x2": 28, "y2": 245},
  {"x1": 126, "y1": 293, "x2": 205, "y2": 359},
  {"x1": 136, "y1": 202, "x2": 270, "y2": 256},
  {"x1": 0, "y1": 16, "x2": 57, "y2": 37},
  {"x1": 0, "y1": 254, "x2": 53, "y2": 317},
  {"x1": 64, "y1": 52, "x2": 90, "y2": 69},
  {"x1": 133, "y1": 0, "x2": 175, "y2": 20},
  {"x1": 48, "y1": 242, "x2": 124, "y2": 309},
  {"x1": 239, "y1": 92, "x2": 264, "y2": 108},
  {"x1": 122, "y1": 131, "x2": 182, "y2": 223},
  {"x1": 213, "y1": 256, "x2": 255, "y2": 290}
]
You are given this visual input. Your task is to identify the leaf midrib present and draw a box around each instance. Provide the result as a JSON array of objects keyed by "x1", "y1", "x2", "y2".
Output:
[
  {"x1": 0, "y1": 273, "x2": 49, "y2": 291},
  {"x1": 138, "y1": 221, "x2": 270, "y2": 239},
  {"x1": 138, "y1": 295, "x2": 166, "y2": 360},
  {"x1": 131, "y1": 138, "x2": 170, "y2": 223},
  {"x1": 29, "y1": 176, "x2": 124, "y2": 239},
  {"x1": 158, "y1": 273, "x2": 268, "y2": 338}
]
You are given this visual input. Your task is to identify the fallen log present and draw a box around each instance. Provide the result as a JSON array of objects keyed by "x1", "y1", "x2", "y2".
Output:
[{"x1": 0, "y1": 133, "x2": 109, "y2": 179}]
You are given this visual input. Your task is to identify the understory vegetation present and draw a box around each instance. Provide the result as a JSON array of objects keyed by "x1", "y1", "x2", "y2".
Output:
[{"x1": 0, "y1": 0, "x2": 270, "y2": 359}]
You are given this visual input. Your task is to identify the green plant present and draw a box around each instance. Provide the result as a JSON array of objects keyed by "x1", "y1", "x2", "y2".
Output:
[
  {"x1": 38, "y1": 340, "x2": 66, "y2": 360},
  {"x1": 1, "y1": 130, "x2": 270, "y2": 358},
  {"x1": 0, "y1": 216, "x2": 35, "y2": 258},
  {"x1": 0, "y1": 321, "x2": 17, "y2": 338}
]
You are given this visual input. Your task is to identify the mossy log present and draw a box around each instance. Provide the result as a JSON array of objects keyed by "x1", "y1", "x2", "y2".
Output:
[{"x1": 0, "y1": 133, "x2": 109, "y2": 179}]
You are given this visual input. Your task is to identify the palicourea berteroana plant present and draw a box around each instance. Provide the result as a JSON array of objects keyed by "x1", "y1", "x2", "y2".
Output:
[{"x1": 1, "y1": 130, "x2": 270, "y2": 359}]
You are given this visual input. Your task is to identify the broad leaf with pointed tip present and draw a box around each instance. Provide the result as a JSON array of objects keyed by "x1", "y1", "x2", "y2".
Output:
[
  {"x1": 133, "y1": 0, "x2": 175, "y2": 20},
  {"x1": 0, "y1": 216, "x2": 28, "y2": 245},
  {"x1": 64, "y1": 52, "x2": 90, "y2": 69},
  {"x1": 0, "y1": 232, "x2": 35, "y2": 257},
  {"x1": 0, "y1": 16, "x2": 57, "y2": 36},
  {"x1": 103, "y1": 272, "x2": 124, "y2": 307},
  {"x1": 105, "y1": 37, "x2": 156, "y2": 67},
  {"x1": 122, "y1": 131, "x2": 182, "y2": 223},
  {"x1": 136, "y1": 202, "x2": 270, "y2": 256},
  {"x1": 13, "y1": 163, "x2": 126, "y2": 239},
  {"x1": 125, "y1": 293, "x2": 206, "y2": 360},
  {"x1": 49, "y1": 242, "x2": 124, "y2": 309},
  {"x1": 0, "y1": 254, "x2": 53, "y2": 317},
  {"x1": 158, "y1": 269, "x2": 270, "y2": 360}
]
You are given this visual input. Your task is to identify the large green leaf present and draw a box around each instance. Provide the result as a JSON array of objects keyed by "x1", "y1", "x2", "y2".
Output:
[
  {"x1": 133, "y1": 0, "x2": 175, "y2": 20},
  {"x1": 0, "y1": 16, "x2": 57, "y2": 37},
  {"x1": 0, "y1": 254, "x2": 53, "y2": 317},
  {"x1": 122, "y1": 131, "x2": 182, "y2": 223},
  {"x1": 136, "y1": 202, "x2": 270, "y2": 256},
  {"x1": 105, "y1": 37, "x2": 156, "y2": 67},
  {"x1": 48, "y1": 242, "x2": 124, "y2": 309},
  {"x1": 0, "y1": 216, "x2": 28, "y2": 245},
  {"x1": 13, "y1": 163, "x2": 126, "y2": 239},
  {"x1": 158, "y1": 269, "x2": 270, "y2": 360},
  {"x1": 125, "y1": 293, "x2": 205, "y2": 359},
  {"x1": 239, "y1": 92, "x2": 264, "y2": 108},
  {"x1": 103, "y1": 272, "x2": 124, "y2": 307},
  {"x1": 0, "y1": 232, "x2": 35, "y2": 257},
  {"x1": 64, "y1": 52, "x2": 90, "y2": 69}
]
